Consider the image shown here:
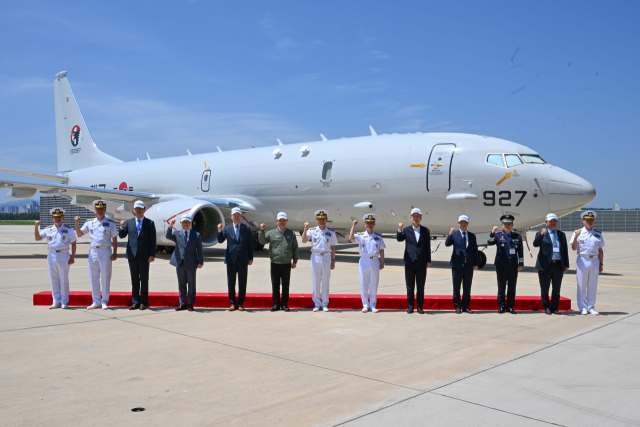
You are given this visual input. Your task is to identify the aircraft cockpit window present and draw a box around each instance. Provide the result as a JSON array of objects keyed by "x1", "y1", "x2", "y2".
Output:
[
  {"x1": 486, "y1": 154, "x2": 505, "y2": 167},
  {"x1": 520, "y1": 154, "x2": 547, "y2": 164},
  {"x1": 505, "y1": 154, "x2": 523, "y2": 168}
]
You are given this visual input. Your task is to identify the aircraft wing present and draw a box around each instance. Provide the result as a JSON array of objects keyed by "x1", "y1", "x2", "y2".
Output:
[
  {"x1": 0, "y1": 177, "x2": 161, "y2": 205},
  {"x1": 0, "y1": 168, "x2": 69, "y2": 184}
]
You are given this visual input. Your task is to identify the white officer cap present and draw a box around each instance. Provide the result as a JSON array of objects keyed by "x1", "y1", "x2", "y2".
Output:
[
  {"x1": 315, "y1": 209, "x2": 328, "y2": 218},
  {"x1": 363, "y1": 214, "x2": 377, "y2": 222},
  {"x1": 230, "y1": 207, "x2": 242, "y2": 215},
  {"x1": 276, "y1": 212, "x2": 287, "y2": 220},
  {"x1": 93, "y1": 199, "x2": 107, "y2": 208},
  {"x1": 50, "y1": 207, "x2": 65, "y2": 216},
  {"x1": 581, "y1": 210, "x2": 597, "y2": 219},
  {"x1": 545, "y1": 213, "x2": 558, "y2": 221},
  {"x1": 458, "y1": 215, "x2": 469, "y2": 223},
  {"x1": 180, "y1": 214, "x2": 192, "y2": 223},
  {"x1": 133, "y1": 200, "x2": 145, "y2": 209},
  {"x1": 411, "y1": 208, "x2": 422, "y2": 216}
]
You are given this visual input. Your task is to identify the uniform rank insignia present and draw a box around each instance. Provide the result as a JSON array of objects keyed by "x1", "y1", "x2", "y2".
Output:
[
  {"x1": 325, "y1": 232, "x2": 331, "y2": 236},
  {"x1": 103, "y1": 222, "x2": 110, "y2": 227},
  {"x1": 61, "y1": 229, "x2": 68, "y2": 233},
  {"x1": 374, "y1": 237, "x2": 379, "y2": 241}
]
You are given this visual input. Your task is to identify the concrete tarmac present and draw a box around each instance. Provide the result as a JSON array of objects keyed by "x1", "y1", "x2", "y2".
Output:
[{"x1": 1, "y1": 225, "x2": 639, "y2": 426}]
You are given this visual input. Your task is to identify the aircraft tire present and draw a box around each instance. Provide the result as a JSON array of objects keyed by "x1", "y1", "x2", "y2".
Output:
[{"x1": 478, "y1": 251, "x2": 487, "y2": 269}]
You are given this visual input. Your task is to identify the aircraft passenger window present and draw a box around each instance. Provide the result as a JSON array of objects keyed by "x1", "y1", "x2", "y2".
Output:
[
  {"x1": 486, "y1": 154, "x2": 505, "y2": 167},
  {"x1": 520, "y1": 154, "x2": 547, "y2": 164},
  {"x1": 505, "y1": 154, "x2": 523, "y2": 168},
  {"x1": 322, "y1": 161, "x2": 333, "y2": 181}
]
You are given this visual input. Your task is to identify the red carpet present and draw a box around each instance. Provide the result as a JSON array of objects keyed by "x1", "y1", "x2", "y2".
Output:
[{"x1": 33, "y1": 291, "x2": 571, "y2": 311}]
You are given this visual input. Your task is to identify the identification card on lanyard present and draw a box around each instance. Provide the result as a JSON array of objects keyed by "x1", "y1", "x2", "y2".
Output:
[
  {"x1": 553, "y1": 247, "x2": 560, "y2": 253},
  {"x1": 510, "y1": 248, "x2": 516, "y2": 255}
]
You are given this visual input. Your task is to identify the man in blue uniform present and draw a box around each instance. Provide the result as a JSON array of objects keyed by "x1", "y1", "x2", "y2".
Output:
[
  {"x1": 488, "y1": 214, "x2": 523, "y2": 314},
  {"x1": 445, "y1": 215, "x2": 479, "y2": 314}
]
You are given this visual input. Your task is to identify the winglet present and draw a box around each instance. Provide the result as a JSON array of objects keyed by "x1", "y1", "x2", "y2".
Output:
[
  {"x1": 277, "y1": 139, "x2": 283, "y2": 146},
  {"x1": 146, "y1": 152, "x2": 151, "y2": 160},
  {"x1": 320, "y1": 134, "x2": 327, "y2": 141},
  {"x1": 187, "y1": 150, "x2": 192, "y2": 156},
  {"x1": 369, "y1": 126, "x2": 377, "y2": 137},
  {"x1": 217, "y1": 146, "x2": 222, "y2": 152}
]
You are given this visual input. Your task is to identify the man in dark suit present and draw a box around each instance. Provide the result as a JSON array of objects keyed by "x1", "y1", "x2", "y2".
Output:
[
  {"x1": 488, "y1": 214, "x2": 524, "y2": 314},
  {"x1": 119, "y1": 200, "x2": 156, "y2": 310},
  {"x1": 397, "y1": 208, "x2": 431, "y2": 314},
  {"x1": 217, "y1": 207, "x2": 254, "y2": 311},
  {"x1": 533, "y1": 213, "x2": 570, "y2": 315},
  {"x1": 444, "y1": 215, "x2": 479, "y2": 314},
  {"x1": 166, "y1": 214, "x2": 204, "y2": 312}
]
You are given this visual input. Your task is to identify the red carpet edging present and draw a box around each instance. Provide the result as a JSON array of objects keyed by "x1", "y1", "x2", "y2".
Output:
[{"x1": 33, "y1": 291, "x2": 571, "y2": 311}]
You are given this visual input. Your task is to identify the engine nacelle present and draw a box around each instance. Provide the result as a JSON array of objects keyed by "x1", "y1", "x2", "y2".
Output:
[{"x1": 144, "y1": 198, "x2": 225, "y2": 246}]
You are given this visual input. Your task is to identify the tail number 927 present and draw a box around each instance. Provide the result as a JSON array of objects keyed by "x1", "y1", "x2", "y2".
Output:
[{"x1": 483, "y1": 190, "x2": 527, "y2": 207}]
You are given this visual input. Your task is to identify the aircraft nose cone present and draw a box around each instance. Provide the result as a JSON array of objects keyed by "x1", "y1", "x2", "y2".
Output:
[{"x1": 548, "y1": 167, "x2": 596, "y2": 216}]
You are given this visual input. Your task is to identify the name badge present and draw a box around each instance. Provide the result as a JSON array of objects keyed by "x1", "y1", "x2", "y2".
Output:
[
  {"x1": 509, "y1": 248, "x2": 515, "y2": 255},
  {"x1": 553, "y1": 247, "x2": 560, "y2": 253}
]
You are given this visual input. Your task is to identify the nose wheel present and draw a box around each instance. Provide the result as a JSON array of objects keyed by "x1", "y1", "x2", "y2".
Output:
[{"x1": 478, "y1": 251, "x2": 487, "y2": 269}]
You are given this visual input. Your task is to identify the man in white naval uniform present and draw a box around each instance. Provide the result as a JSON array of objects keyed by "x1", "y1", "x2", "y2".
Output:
[
  {"x1": 349, "y1": 214, "x2": 386, "y2": 313},
  {"x1": 302, "y1": 210, "x2": 338, "y2": 312},
  {"x1": 34, "y1": 208, "x2": 77, "y2": 309},
  {"x1": 570, "y1": 210, "x2": 605, "y2": 315},
  {"x1": 75, "y1": 200, "x2": 117, "y2": 310}
]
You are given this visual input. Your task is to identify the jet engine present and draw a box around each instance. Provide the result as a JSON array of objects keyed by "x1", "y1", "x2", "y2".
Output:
[{"x1": 144, "y1": 198, "x2": 225, "y2": 246}]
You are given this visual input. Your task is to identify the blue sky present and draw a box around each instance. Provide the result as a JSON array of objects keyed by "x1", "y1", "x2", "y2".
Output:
[{"x1": 1, "y1": 1, "x2": 638, "y2": 207}]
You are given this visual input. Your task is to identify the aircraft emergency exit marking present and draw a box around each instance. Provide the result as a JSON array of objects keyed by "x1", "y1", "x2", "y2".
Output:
[{"x1": 410, "y1": 163, "x2": 426, "y2": 168}]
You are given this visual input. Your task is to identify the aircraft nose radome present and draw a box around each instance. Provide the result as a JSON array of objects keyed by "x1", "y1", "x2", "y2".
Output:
[{"x1": 548, "y1": 167, "x2": 596, "y2": 216}]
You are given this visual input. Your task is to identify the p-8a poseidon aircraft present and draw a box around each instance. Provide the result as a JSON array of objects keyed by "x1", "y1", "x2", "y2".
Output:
[{"x1": 0, "y1": 72, "x2": 596, "y2": 268}]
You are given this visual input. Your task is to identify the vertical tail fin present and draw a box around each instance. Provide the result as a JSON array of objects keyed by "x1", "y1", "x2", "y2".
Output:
[{"x1": 54, "y1": 71, "x2": 121, "y2": 172}]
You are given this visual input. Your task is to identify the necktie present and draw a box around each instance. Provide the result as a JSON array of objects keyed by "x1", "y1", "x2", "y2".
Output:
[
  {"x1": 235, "y1": 225, "x2": 239, "y2": 241},
  {"x1": 136, "y1": 219, "x2": 141, "y2": 236},
  {"x1": 550, "y1": 231, "x2": 560, "y2": 260},
  {"x1": 463, "y1": 231, "x2": 467, "y2": 248},
  {"x1": 184, "y1": 231, "x2": 188, "y2": 246}
]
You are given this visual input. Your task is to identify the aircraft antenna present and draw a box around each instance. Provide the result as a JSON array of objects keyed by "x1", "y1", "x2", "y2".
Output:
[
  {"x1": 217, "y1": 146, "x2": 222, "y2": 152},
  {"x1": 369, "y1": 126, "x2": 377, "y2": 137},
  {"x1": 146, "y1": 152, "x2": 151, "y2": 160},
  {"x1": 320, "y1": 134, "x2": 327, "y2": 141},
  {"x1": 187, "y1": 150, "x2": 192, "y2": 156},
  {"x1": 277, "y1": 139, "x2": 283, "y2": 146}
]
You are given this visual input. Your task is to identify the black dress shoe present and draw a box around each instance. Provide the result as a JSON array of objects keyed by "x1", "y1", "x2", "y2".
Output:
[
  {"x1": 464, "y1": 308, "x2": 474, "y2": 314},
  {"x1": 417, "y1": 308, "x2": 424, "y2": 314},
  {"x1": 552, "y1": 310, "x2": 561, "y2": 315},
  {"x1": 129, "y1": 304, "x2": 140, "y2": 310},
  {"x1": 187, "y1": 305, "x2": 194, "y2": 312},
  {"x1": 407, "y1": 308, "x2": 414, "y2": 314},
  {"x1": 455, "y1": 308, "x2": 462, "y2": 314},
  {"x1": 507, "y1": 308, "x2": 516, "y2": 314},
  {"x1": 498, "y1": 307, "x2": 506, "y2": 314},
  {"x1": 270, "y1": 304, "x2": 280, "y2": 312},
  {"x1": 545, "y1": 308, "x2": 552, "y2": 315},
  {"x1": 140, "y1": 304, "x2": 148, "y2": 310},
  {"x1": 175, "y1": 305, "x2": 187, "y2": 311},
  {"x1": 282, "y1": 305, "x2": 290, "y2": 312}
]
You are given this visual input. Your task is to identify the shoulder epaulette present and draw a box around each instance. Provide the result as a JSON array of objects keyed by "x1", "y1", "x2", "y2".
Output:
[
  {"x1": 357, "y1": 232, "x2": 365, "y2": 235},
  {"x1": 309, "y1": 226, "x2": 317, "y2": 230},
  {"x1": 45, "y1": 225, "x2": 54, "y2": 229},
  {"x1": 574, "y1": 229, "x2": 581, "y2": 232},
  {"x1": 594, "y1": 229, "x2": 601, "y2": 234}
]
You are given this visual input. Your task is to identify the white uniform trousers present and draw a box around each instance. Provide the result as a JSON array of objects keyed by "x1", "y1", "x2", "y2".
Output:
[
  {"x1": 88, "y1": 247, "x2": 112, "y2": 304},
  {"x1": 47, "y1": 252, "x2": 70, "y2": 305},
  {"x1": 576, "y1": 256, "x2": 599, "y2": 311},
  {"x1": 359, "y1": 257, "x2": 380, "y2": 308},
  {"x1": 311, "y1": 253, "x2": 331, "y2": 307}
]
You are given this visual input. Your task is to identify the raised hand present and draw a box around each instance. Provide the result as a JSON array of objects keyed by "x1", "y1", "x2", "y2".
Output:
[
  {"x1": 352, "y1": 220, "x2": 358, "y2": 226},
  {"x1": 217, "y1": 223, "x2": 223, "y2": 232},
  {"x1": 449, "y1": 227, "x2": 455, "y2": 235},
  {"x1": 35, "y1": 220, "x2": 41, "y2": 227},
  {"x1": 120, "y1": 220, "x2": 126, "y2": 228},
  {"x1": 541, "y1": 228, "x2": 547, "y2": 235},
  {"x1": 492, "y1": 226, "x2": 499, "y2": 233},
  {"x1": 398, "y1": 223, "x2": 403, "y2": 230},
  {"x1": 575, "y1": 229, "x2": 581, "y2": 237},
  {"x1": 74, "y1": 216, "x2": 81, "y2": 223},
  {"x1": 303, "y1": 221, "x2": 310, "y2": 229},
  {"x1": 260, "y1": 223, "x2": 266, "y2": 230},
  {"x1": 170, "y1": 219, "x2": 176, "y2": 227}
]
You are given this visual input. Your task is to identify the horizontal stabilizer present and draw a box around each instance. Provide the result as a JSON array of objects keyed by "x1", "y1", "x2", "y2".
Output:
[{"x1": 0, "y1": 167, "x2": 68, "y2": 184}]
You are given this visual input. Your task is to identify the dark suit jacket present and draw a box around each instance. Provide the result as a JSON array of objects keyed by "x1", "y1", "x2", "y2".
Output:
[
  {"x1": 118, "y1": 217, "x2": 157, "y2": 260},
  {"x1": 445, "y1": 230, "x2": 479, "y2": 269},
  {"x1": 166, "y1": 227, "x2": 204, "y2": 269},
  {"x1": 396, "y1": 225, "x2": 431, "y2": 266},
  {"x1": 533, "y1": 229, "x2": 569, "y2": 271},
  {"x1": 217, "y1": 223, "x2": 254, "y2": 265},
  {"x1": 488, "y1": 231, "x2": 524, "y2": 269}
]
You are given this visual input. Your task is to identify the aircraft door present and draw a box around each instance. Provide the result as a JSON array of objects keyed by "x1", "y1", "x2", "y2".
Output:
[
  {"x1": 201, "y1": 169, "x2": 211, "y2": 192},
  {"x1": 427, "y1": 143, "x2": 456, "y2": 192}
]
